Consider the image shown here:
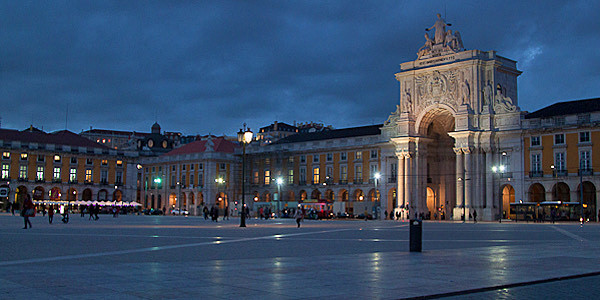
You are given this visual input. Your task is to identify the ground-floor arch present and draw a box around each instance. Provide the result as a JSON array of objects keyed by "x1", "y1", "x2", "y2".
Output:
[{"x1": 501, "y1": 184, "x2": 515, "y2": 219}]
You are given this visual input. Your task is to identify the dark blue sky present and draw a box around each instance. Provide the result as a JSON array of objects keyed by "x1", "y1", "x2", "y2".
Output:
[{"x1": 1, "y1": 1, "x2": 599, "y2": 136}]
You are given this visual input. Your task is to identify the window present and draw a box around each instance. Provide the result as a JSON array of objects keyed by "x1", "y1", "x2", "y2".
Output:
[
  {"x1": 190, "y1": 174, "x2": 194, "y2": 186},
  {"x1": 116, "y1": 160, "x2": 123, "y2": 167},
  {"x1": 555, "y1": 117, "x2": 565, "y2": 126},
  {"x1": 19, "y1": 165, "x2": 27, "y2": 179},
  {"x1": 220, "y1": 163, "x2": 226, "y2": 170},
  {"x1": 198, "y1": 173, "x2": 203, "y2": 186},
  {"x1": 313, "y1": 167, "x2": 320, "y2": 184},
  {"x1": 340, "y1": 166, "x2": 347, "y2": 181},
  {"x1": 20, "y1": 153, "x2": 28, "y2": 161},
  {"x1": 500, "y1": 153, "x2": 511, "y2": 172},
  {"x1": 288, "y1": 169, "x2": 294, "y2": 184},
  {"x1": 69, "y1": 168, "x2": 77, "y2": 182},
  {"x1": 288, "y1": 157, "x2": 294, "y2": 164},
  {"x1": 85, "y1": 169, "x2": 92, "y2": 183},
  {"x1": 299, "y1": 167, "x2": 306, "y2": 183},
  {"x1": 53, "y1": 167, "x2": 61, "y2": 181},
  {"x1": 253, "y1": 171, "x2": 259, "y2": 184},
  {"x1": 70, "y1": 157, "x2": 77, "y2": 164},
  {"x1": 54, "y1": 154, "x2": 61, "y2": 162},
  {"x1": 355, "y1": 165, "x2": 362, "y2": 182},
  {"x1": 182, "y1": 164, "x2": 186, "y2": 171},
  {"x1": 355, "y1": 151, "x2": 362, "y2": 160},
  {"x1": 326, "y1": 166, "x2": 333, "y2": 178},
  {"x1": 158, "y1": 166, "x2": 162, "y2": 172},
  {"x1": 37, "y1": 155, "x2": 45, "y2": 162},
  {"x1": 554, "y1": 134, "x2": 565, "y2": 145},
  {"x1": 531, "y1": 154, "x2": 541, "y2": 172},
  {"x1": 264, "y1": 170, "x2": 270, "y2": 185},
  {"x1": 370, "y1": 150, "x2": 378, "y2": 159},
  {"x1": 116, "y1": 171, "x2": 122, "y2": 184},
  {"x1": 172, "y1": 165, "x2": 176, "y2": 171},
  {"x1": 2, "y1": 152, "x2": 10, "y2": 159},
  {"x1": 340, "y1": 152, "x2": 347, "y2": 161},
  {"x1": 300, "y1": 155, "x2": 306, "y2": 163},
  {"x1": 370, "y1": 164, "x2": 378, "y2": 177},
  {"x1": 580, "y1": 151, "x2": 591, "y2": 170},
  {"x1": 531, "y1": 136, "x2": 541, "y2": 146},
  {"x1": 152, "y1": 167, "x2": 156, "y2": 172},
  {"x1": 326, "y1": 153, "x2": 333, "y2": 162},
  {"x1": 313, "y1": 155, "x2": 319, "y2": 163},
  {"x1": 265, "y1": 158, "x2": 270, "y2": 165},
  {"x1": 2, "y1": 164, "x2": 9, "y2": 179},
  {"x1": 101, "y1": 170, "x2": 108, "y2": 183},
  {"x1": 190, "y1": 164, "x2": 194, "y2": 170},
  {"x1": 86, "y1": 158, "x2": 93, "y2": 165},
  {"x1": 579, "y1": 132, "x2": 591, "y2": 143},
  {"x1": 555, "y1": 152, "x2": 565, "y2": 171},
  {"x1": 36, "y1": 166, "x2": 44, "y2": 181},
  {"x1": 171, "y1": 175, "x2": 175, "y2": 186},
  {"x1": 101, "y1": 159, "x2": 108, "y2": 166}
]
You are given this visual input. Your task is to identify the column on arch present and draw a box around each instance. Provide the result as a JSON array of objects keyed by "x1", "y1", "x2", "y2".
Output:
[
  {"x1": 405, "y1": 153, "x2": 413, "y2": 217},
  {"x1": 396, "y1": 152, "x2": 405, "y2": 210},
  {"x1": 485, "y1": 148, "x2": 493, "y2": 210},
  {"x1": 454, "y1": 148, "x2": 464, "y2": 212},
  {"x1": 464, "y1": 147, "x2": 473, "y2": 212}
]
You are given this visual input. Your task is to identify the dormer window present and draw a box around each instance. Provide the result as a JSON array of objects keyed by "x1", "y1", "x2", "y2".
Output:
[{"x1": 20, "y1": 153, "x2": 28, "y2": 161}]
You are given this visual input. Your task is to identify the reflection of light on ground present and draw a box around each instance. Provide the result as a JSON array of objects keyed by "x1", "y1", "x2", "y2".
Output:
[{"x1": 372, "y1": 252, "x2": 381, "y2": 272}]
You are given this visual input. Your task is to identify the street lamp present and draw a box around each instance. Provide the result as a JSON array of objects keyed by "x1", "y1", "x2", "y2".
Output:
[
  {"x1": 276, "y1": 177, "x2": 284, "y2": 217},
  {"x1": 237, "y1": 124, "x2": 253, "y2": 227},
  {"x1": 492, "y1": 164, "x2": 506, "y2": 222},
  {"x1": 374, "y1": 172, "x2": 381, "y2": 219}
]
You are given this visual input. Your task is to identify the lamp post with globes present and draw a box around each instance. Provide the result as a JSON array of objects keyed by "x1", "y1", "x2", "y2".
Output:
[
  {"x1": 374, "y1": 172, "x2": 381, "y2": 219},
  {"x1": 276, "y1": 177, "x2": 284, "y2": 217},
  {"x1": 237, "y1": 124, "x2": 253, "y2": 227}
]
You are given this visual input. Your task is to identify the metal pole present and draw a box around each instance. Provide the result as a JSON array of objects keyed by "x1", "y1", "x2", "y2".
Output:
[
  {"x1": 240, "y1": 142, "x2": 247, "y2": 227},
  {"x1": 580, "y1": 162, "x2": 584, "y2": 226}
]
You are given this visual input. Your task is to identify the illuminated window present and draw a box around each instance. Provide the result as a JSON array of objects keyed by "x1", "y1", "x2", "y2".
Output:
[
  {"x1": 313, "y1": 167, "x2": 320, "y2": 184},
  {"x1": 264, "y1": 170, "x2": 270, "y2": 185},
  {"x1": 19, "y1": 165, "x2": 27, "y2": 179},
  {"x1": 288, "y1": 169, "x2": 294, "y2": 184},
  {"x1": 1, "y1": 164, "x2": 9, "y2": 179},
  {"x1": 85, "y1": 169, "x2": 92, "y2": 183},
  {"x1": 101, "y1": 159, "x2": 108, "y2": 166},
  {"x1": 2, "y1": 152, "x2": 9, "y2": 159},
  {"x1": 54, "y1": 155, "x2": 61, "y2": 162},
  {"x1": 69, "y1": 168, "x2": 77, "y2": 182},
  {"x1": 53, "y1": 167, "x2": 61, "y2": 180},
  {"x1": 253, "y1": 171, "x2": 259, "y2": 184},
  {"x1": 116, "y1": 160, "x2": 122, "y2": 167},
  {"x1": 20, "y1": 153, "x2": 28, "y2": 160},
  {"x1": 355, "y1": 151, "x2": 362, "y2": 160},
  {"x1": 36, "y1": 166, "x2": 44, "y2": 181}
]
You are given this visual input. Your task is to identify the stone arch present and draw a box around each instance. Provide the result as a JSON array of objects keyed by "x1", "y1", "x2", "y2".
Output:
[
  {"x1": 387, "y1": 188, "x2": 397, "y2": 211},
  {"x1": 528, "y1": 183, "x2": 545, "y2": 203},
  {"x1": 33, "y1": 186, "x2": 44, "y2": 201},
  {"x1": 67, "y1": 188, "x2": 77, "y2": 201},
  {"x1": 189, "y1": 192, "x2": 195, "y2": 211},
  {"x1": 15, "y1": 185, "x2": 28, "y2": 205},
  {"x1": 353, "y1": 189, "x2": 364, "y2": 201},
  {"x1": 182, "y1": 192, "x2": 187, "y2": 206},
  {"x1": 157, "y1": 194, "x2": 162, "y2": 209},
  {"x1": 299, "y1": 190, "x2": 307, "y2": 201},
  {"x1": 368, "y1": 188, "x2": 379, "y2": 202},
  {"x1": 82, "y1": 188, "x2": 93, "y2": 201},
  {"x1": 50, "y1": 187, "x2": 61, "y2": 201},
  {"x1": 311, "y1": 189, "x2": 321, "y2": 200},
  {"x1": 426, "y1": 186, "x2": 435, "y2": 215},
  {"x1": 415, "y1": 104, "x2": 456, "y2": 136},
  {"x1": 113, "y1": 189, "x2": 122, "y2": 201},
  {"x1": 501, "y1": 184, "x2": 515, "y2": 219},
  {"x1": 262, "y1": 191, "x2": 271, "y2": 202},
  {"x1": 339, "y1": 189, "x2": 349, "y2": 202},
  {"x1": 169, "y1": 193, "x2": 177, "y2": 207},
  {"x1": 552, "y1": 182, "x2": 570, "y2": 202},
  {"x1": 197, "y1": 192, "x2": 204, "y2": 206}
]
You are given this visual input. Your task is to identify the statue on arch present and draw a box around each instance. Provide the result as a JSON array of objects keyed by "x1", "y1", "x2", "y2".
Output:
[{"x1": 426, "y1": 13, "x2": 451, "y2": 45}]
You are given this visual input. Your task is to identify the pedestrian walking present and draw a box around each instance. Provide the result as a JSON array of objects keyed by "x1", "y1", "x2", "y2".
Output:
[
  {"x1": 294, "y1": 206, "x2": 304, "y2": 228},
  {"x1": 94, "y1": 205, "x2": 100, "y2": 221},
  {"x1": 384, "y1": 210, "x2": 388, "y2": 220},
  {"x1": 88, "y1": 204, "x2": 94, "y2": 220},
  {"x1": 223, "y1": 206, "x2": 229, "y2": 220},
  {"x1": 21, "y1": 194, "x2": 35, "y2": 229},
  {"x1": 203, "y1": 206, "x2": 209, "y2": 220},
  {"x1": 473, "y1": 209, "x2": 477, "y2": 223},
  {"x1": 48, "y1": 205, "x2": 54, "y2": 224},
  {"x1": 41, "y1": 204, "x2": 46, "y2": 217},
  {"x1": 80, "y1": 206, "x2": 85, "y2": 217}
]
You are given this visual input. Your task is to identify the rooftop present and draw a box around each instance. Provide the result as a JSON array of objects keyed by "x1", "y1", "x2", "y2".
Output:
[
  {"x1": 272, "y1": 124, "x2": 382, "y2": 144},
  {"x1": 525, "y1": 97, "x2": 600, "y2": 119},
  {"x1": 0, "y1": 128, "x2": 109, "y2": 149},
  {"x1": 163, "y1": 137, "x2": 239, "y2": 156}
]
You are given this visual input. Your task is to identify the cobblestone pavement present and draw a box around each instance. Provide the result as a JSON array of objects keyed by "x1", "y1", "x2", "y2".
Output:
[{"x1": 1, "y1": 213, "x2": 599, "y2": 299}]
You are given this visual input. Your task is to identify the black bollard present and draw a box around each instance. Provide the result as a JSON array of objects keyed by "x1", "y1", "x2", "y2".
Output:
[{"x1": 409, "y1": 219, "x2": 422, "y2": 252}]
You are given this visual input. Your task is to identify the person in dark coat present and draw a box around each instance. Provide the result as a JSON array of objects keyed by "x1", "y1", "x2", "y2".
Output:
[
  {"x1": 48, "y1": 205, "x2": 54, "y2": 224},
  {"x1": 21, "y1": 194, "x2": 35, "y2": 229},
  {"x1": 203, "y1": 206, "x2": 209, "y2": 220},
  {"x1": 211, "y1": 206, "x2": 219, "y2": 222}
]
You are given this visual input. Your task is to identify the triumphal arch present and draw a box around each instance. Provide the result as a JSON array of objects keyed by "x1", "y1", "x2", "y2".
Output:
[{"x1": 382, "y1": 14, "x2": 523, "y2": 221}]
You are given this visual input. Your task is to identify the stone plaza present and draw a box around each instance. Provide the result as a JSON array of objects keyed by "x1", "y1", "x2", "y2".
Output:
[{"x1": 1, "y1": 213, "x2": 600, "y2": 299}]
